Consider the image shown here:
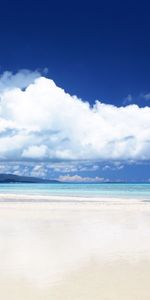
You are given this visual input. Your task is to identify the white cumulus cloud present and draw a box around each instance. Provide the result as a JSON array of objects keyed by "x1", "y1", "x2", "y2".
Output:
[
  {"x1": 58, "y1": 175, "x2": 107, "y2": 183},
  {"x1": 0, "y1": 69, "x2": 40, "y2": 92},
  {"x1": 0, "y1": 70, "x2": 150, "y2": 162}
]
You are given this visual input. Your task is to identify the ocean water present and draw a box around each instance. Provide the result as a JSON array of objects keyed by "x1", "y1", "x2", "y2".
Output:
[{"x1": 0, "y1": 183, "x2": 150, "y2": 200}]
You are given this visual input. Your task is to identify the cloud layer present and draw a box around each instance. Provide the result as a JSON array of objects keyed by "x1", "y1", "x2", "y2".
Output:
[
  {"x1": 0, "y1": 70, "x2": 150, "y2": 162},
  {"x1": 58, "y1": 175, "x2": 107, "y2": 183}
]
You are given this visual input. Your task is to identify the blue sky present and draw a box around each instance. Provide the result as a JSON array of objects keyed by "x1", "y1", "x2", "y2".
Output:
[{"x1": 0, "y1": 0, "x2": 150, "y2": 182}]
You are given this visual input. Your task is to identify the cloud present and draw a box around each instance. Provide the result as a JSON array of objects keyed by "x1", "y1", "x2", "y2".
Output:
[
  {"x1": 0, "y1": 161, "x2": 100, "y2": 179},
  {"x1": 0, "y1": 70, "x2": 150, "y2": 163},
  {"x1": 0, "y1": 69, "x2": 40, "y2": 92},
  {"x1": 123, "y1": 94, "x2": 133, "y2": 105},
  {"x1": 58, "y1": 175, "x2": 107, "y2": 183},
  {"x1": 102, "y1": 162, "x2": 124, "y2": 171},
  {"x1": 0, "y1": 162, "x2": 49, "y2": 178},
  {"x1": 22, "y1": 145, "x2": 48, "y2": 159},
  {"x1": 143, "y1": 93, "x2": 150, "y2": 101}
]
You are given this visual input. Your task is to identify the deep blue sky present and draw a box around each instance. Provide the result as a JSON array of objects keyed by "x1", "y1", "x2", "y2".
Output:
[{"x1": 0, "y1": 0, "x2": 150, "y2": 106}]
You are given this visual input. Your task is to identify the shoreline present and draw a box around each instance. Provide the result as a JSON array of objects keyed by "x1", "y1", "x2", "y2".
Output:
[
  {"x1": 0, "y1": 193, "x2": 150, "y2": 212},
  {"x1": 0, "y1": 192, "x2": 149, "y2": 201}
]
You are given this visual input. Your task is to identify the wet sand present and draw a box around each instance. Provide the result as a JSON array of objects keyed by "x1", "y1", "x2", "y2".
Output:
[{"x1": 0, "y1": 197, "x2": 150, "y2": 299}]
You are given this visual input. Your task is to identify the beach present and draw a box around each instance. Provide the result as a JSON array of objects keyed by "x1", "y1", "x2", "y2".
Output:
[{"x1": 0, "y1": 192, "x2": 150, "y2": 299}]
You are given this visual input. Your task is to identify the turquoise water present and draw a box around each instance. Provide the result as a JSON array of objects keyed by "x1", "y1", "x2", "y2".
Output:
[{"x1": 0, "y1": 183, "x2": 150, "y2": 200}]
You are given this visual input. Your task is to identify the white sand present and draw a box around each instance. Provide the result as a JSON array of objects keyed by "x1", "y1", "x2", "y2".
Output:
[{"x1": 0, "y1": 195, "x2": 150, "y2": 299}]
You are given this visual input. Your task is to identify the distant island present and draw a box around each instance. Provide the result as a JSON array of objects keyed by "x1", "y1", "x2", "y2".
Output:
[{"x1": 0, "y1": 174, "x2": 60, "y2": 183}]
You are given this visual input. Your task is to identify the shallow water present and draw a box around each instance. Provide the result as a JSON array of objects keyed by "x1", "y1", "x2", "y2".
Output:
[
  {"x1": 0, "y1": 182, "x2": 150, "y2": 199},
  {"x1": 0, "y1": 200, "x2": 150, "y2": 299}
]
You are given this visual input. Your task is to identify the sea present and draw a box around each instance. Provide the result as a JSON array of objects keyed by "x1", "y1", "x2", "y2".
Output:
[{"x1": 0, "y1": 182, "x2": 150, "y2": 200}]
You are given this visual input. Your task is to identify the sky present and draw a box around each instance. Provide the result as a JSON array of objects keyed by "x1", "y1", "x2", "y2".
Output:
[{"x1": 0, "y1": 0, "x2": 150, "y2": 182}]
